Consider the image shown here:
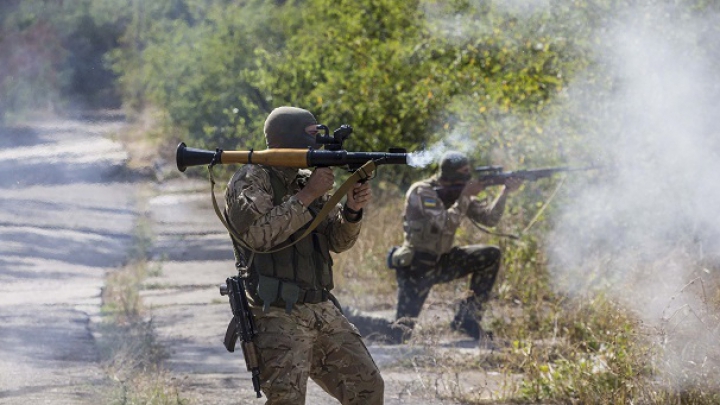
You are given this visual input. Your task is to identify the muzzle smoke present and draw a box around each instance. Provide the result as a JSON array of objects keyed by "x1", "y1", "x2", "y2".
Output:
[{"x1": 407, "y1": 127, "x2": 479, "y2": 168}]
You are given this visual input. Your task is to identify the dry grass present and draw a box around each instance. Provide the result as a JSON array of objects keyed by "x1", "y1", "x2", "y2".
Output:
[
  {"x1": 97, "y1": 189, "x2": 187, "y2": 405},
  {"x1": 110, "y1": 107, "x2": 174, "y2": 169},
  {"x1": 332, "y1": 181, "x2": 406, "y2": 309}
]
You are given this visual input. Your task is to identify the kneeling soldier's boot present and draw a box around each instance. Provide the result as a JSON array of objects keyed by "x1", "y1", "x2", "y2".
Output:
[
  {"x1": 386, "y1": 317, "x2": 414, "y2": 345},
  {"x1": 450, "y1": 299, "x2": 492, "y2": 342}
]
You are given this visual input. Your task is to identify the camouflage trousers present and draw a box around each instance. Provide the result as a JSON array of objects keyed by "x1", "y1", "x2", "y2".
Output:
[
  {"x1": 253, "y1": 300, "x2": 384, "y2": 405},
  {"x1": 395, "y1": 244, "x2": 501, "y2": 325}
]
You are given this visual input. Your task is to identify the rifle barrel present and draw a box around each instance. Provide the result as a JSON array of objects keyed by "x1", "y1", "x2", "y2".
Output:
[{"x1": 438, "y1": 165, "x2": 600, "y2": 191}]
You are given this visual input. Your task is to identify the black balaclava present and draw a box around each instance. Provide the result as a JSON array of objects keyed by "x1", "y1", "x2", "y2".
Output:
[
  {"x1": 437, "y1": 151, "x2": 471, "y2": 208},
  {"x1": 439, "y1": 151, "x2": 471, "y2": 182},
  {"x1": 264, "y1": 106, "x2": 319, "y2": 149}
]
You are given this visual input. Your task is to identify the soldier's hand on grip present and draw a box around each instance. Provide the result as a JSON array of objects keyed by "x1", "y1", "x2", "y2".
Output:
[
  {"x1": 460, "y1": 179, "x2": 489, "y2": 197},
  {"x1": 297, "y1": 167, "x2": 335, "y2": 206},
  {"x1": 504, "y1": 177, "x2": 523, "y2": 192},
  {"x1": 346, "y1": 182, "x2": 372, "y2": 212}
]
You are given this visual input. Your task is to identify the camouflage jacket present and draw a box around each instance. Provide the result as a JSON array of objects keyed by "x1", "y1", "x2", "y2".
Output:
[
  {"x1": 402, "y1": 176, "x2": 507, "y2": 257},
  {"x1": 224, "y1": 164, "x2": 362, "y2": 264}
]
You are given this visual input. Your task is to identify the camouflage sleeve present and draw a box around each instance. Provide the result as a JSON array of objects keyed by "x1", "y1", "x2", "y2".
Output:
[
  {"x1": 466, "y1": 191, "x2": 508, "y2": 227},
  {"x1": 318, "y1": 204, "x2": 363, "y2": 253},
  {"x1": 446, "y1": 192, "x2": 472, "y2": 227},
  {"x1": 224, "y1": 165, "x2": 314, "y2": 250}
]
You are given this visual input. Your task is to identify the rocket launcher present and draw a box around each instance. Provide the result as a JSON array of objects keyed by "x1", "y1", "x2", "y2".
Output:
[{"x1": 176, "y1": 124, "x2": 407, "y2": 172}]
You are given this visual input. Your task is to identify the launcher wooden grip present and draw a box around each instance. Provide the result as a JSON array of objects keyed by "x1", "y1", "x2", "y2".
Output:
[{"x1": 221, "y1": 149, "x2": 310, "y2": 167}]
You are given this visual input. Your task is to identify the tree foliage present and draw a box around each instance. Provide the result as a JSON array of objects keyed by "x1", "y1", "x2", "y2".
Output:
[
  {"x1": 97, "y1": 0, "x2": 601, "y2": 184},
  {"x1": 2, "y1": 0, "x2": 718, "y2": 176},
  {"x1": 0, "y1": 0, "x2": 123, "y2": 121}
]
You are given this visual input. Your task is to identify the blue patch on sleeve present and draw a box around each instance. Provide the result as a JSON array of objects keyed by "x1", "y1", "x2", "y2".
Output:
[{"x1": 422, "y1": 197, "x2": 438, "y2": 208}]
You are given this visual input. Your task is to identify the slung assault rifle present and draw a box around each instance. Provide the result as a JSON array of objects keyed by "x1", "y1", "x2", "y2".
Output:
[{"x1": 219, "y1": 273, "x2": 262, "y2": 398}]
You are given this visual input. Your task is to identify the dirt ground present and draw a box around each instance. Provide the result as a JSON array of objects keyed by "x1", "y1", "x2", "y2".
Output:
[{"x1": 0, "y1": 115, "x2": 515, "y2": 405}]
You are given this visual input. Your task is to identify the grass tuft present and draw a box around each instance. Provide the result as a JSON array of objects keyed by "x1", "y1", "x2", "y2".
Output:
[{"x1": 97, "y1": 200, "x2": 187, "y2": 405}]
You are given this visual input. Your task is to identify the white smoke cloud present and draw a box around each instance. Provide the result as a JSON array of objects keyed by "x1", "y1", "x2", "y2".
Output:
[{"x1": 548, "y1": 5, "x2": 720, "y2": 387}]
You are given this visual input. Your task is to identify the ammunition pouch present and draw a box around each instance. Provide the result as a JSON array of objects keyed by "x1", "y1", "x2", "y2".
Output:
[{"x1": 387, "y1": 245, "x2": 415, "y2": 269}]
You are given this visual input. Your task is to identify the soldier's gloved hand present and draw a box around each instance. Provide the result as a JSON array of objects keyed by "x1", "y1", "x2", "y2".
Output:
[
  {"x1": 460, "y1": 180, "x2": 488, "y2": 197},
  {"x1": 297, "y1": 167, "x2": 334, "y2": 206},
  {"x1": 346, "y1": 182, "x2": 372, "y2": 212}
]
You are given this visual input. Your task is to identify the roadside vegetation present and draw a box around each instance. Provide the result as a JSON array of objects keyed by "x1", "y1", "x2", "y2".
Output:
[
  {"x1": 3, "y1": 0, "x2": 720, "y2": 404},
  {"x1": 97, "y1": 197, "x2": 187, "y2": 405}
]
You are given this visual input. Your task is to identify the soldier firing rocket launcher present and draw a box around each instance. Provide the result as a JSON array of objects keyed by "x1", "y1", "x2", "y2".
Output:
[{"x1": 177, "y1": 124, "x2": 410, "y2": 399}]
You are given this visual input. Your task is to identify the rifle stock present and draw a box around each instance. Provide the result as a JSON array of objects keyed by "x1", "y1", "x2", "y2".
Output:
[{"x1": 176, "y1": 142, "x2": 408, "y2": 172}]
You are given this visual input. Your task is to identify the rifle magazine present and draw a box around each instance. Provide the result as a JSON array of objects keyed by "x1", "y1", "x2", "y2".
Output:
[{"x1": 223, "y1": 318, "x2": 239, "y2": 352}]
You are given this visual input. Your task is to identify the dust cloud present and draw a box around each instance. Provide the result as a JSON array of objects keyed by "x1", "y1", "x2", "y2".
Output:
[{"x1": 548, "y1": 6, "x2": 720, "y2": 388}]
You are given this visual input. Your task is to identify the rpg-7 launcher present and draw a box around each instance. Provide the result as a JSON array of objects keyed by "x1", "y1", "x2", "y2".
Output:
[{"x1": 176, "y1": 124, "x2": 408, "y2": 172}]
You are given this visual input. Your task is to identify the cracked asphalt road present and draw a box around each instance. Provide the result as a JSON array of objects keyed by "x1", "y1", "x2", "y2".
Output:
[{"x1": 0, "y1": 117, "x2": 139, "y2": 405}]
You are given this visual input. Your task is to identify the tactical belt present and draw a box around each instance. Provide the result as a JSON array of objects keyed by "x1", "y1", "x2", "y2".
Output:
[
  {"x1": 298, "y1": 288, "x2": 329, "y2": 304},
  {"x1": 268, "y1": 288, "x2": 329, "y2": 308}
]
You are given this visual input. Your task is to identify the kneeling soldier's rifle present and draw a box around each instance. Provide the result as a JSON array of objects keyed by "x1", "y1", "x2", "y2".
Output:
[
  {"x1": 473, "y1": 165, "x2": 600, "y2": 186},
  {"x1": 435, "y1": 164, "x2": 601, "y2": 239},
  {"x1": 219, "y1": 263, "x2": 262, "y2": 398},
  {"x1": 436, "y1": 165, "x2": 600, "y2": 192},
  {"x1": 475, "y1": 166, "x2": 598, "y2": 186}
]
